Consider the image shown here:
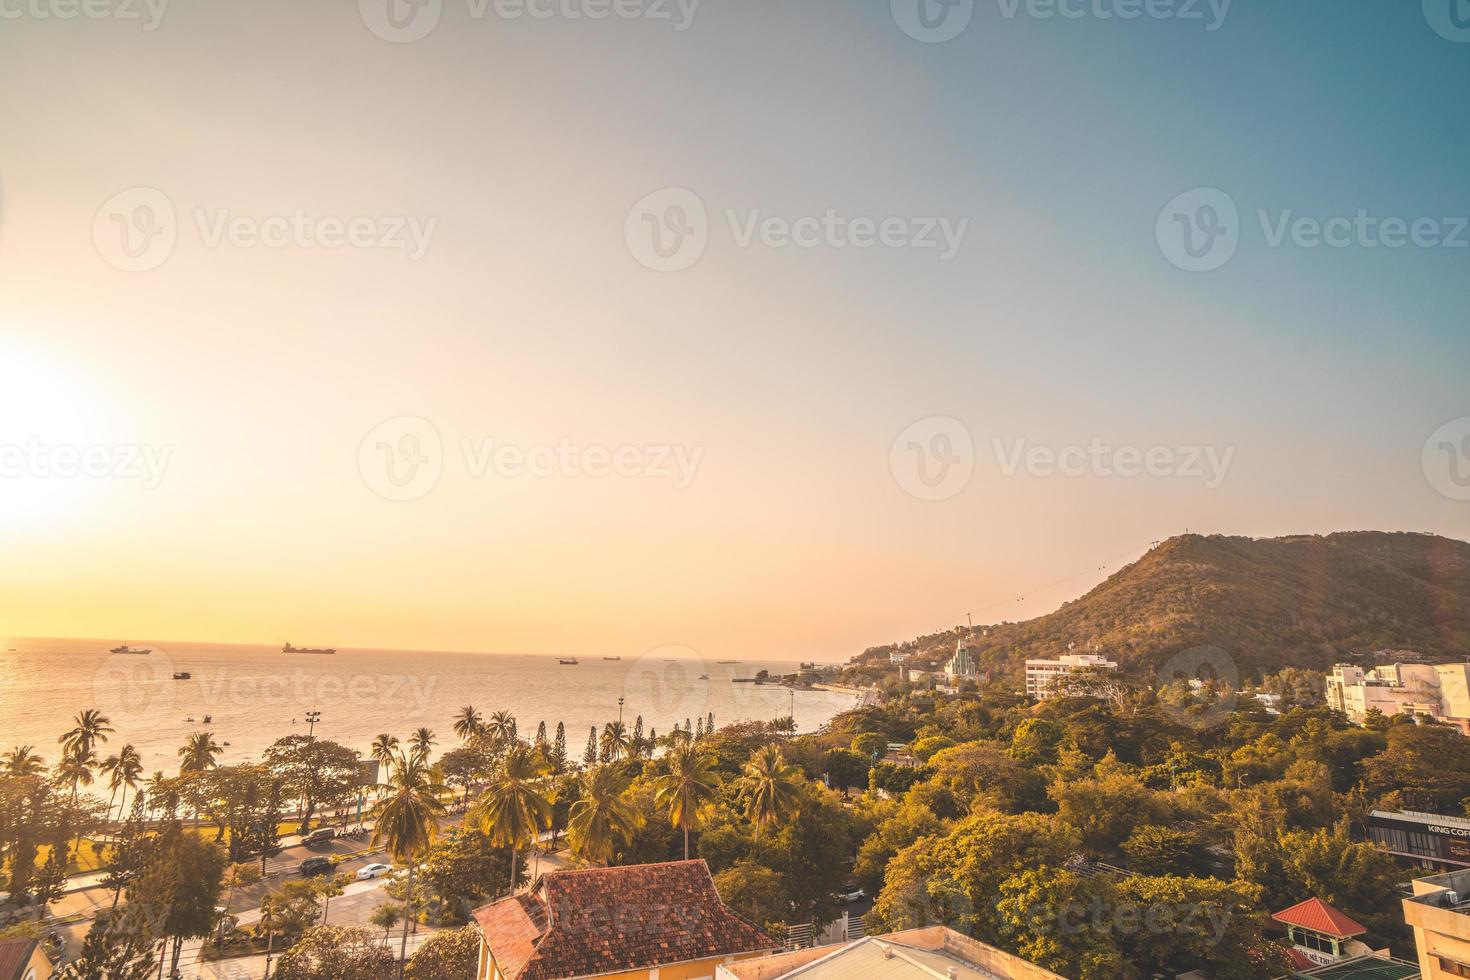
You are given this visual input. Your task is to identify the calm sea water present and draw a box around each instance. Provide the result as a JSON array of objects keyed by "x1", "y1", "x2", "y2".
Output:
[{"x1": 0, "y1": 638, "x2": 857, "y2": 773}]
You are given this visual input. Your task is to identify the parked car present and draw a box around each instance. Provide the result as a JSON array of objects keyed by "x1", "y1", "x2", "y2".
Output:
[
  {"x1": 299, "y1": 856, "x2": 334, "y2": 876},
  {"x1": 356, "y1": 863, "x2": 393, "y2": 881},
  {"x1": 301, "y1": 827, "x2": 337, "y2": 846},
  {"x1": 836, "y1": 885, "x2": 866, "y2": 904}
]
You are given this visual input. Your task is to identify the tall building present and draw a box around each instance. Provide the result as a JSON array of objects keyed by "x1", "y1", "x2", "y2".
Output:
[
  {"x1": 1025, "y1": 654, "x2": 1118, "y2": 701},
  {"x1": 1326, "y1": 663, "x2": 1470, "y2": 733},
  {"x1": 1402, "y1": 867, "x2": 1470, "y2": 977}
]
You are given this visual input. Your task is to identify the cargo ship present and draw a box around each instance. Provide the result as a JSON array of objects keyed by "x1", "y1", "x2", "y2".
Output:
[
  {"x1": 559, "y1": 657, "x2": 579, "y2": 665},
  {"x1": 283, "y1": 643, "x2": 336, "y2": 655},
  {"x1": 111, "y1": 645, "x2": 151, "y2": 655}
]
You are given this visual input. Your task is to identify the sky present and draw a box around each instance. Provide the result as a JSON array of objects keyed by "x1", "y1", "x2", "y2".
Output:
[{"x1": 0, "y1": 0, "x2": 1466, "y2": 660}]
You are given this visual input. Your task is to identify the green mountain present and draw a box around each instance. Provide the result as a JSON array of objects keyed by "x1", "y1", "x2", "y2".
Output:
[{"x1": 861, "y1": 532, "x2": 1470, "y2": 681}]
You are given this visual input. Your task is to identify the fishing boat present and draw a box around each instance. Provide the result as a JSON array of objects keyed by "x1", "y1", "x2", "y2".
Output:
[
  {"x1": 111, "y1": 645, "x2": 151, "y2": 655},
  {"x1": 202, "y1": 715, "x2": 212, "y2": 723},
  {"x1": 559, "y1": 657, "x2": 579, "y2": 665},
  {"x1": 698, "y1": 674, "x2": 709, "y2": 680},
  {"x1": 717, "y1": 659, "x2": 740, "y2": 664},
  {"x1": 602, "y1": 656, "x2": 621, "y2": 661},
  {"x1": 172, "y1": 672, "x2": 191, "y2": 680}
]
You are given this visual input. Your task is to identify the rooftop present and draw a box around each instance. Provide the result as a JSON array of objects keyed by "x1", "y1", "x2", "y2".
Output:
[
  {"x1": 473, "y1": 859, "x2": 776, "y2": 980},
  {"x1": 0, "y1": 939, "x2": 39, "y2": 980},
  {"x1": 1271, "y1": 898, "x2": 1366, "y2": 939},
  {"x1": 717, "y1": 927, "x2": 1066, "y2": 980},
  {"x1": 1287, "y1": 954, "x2": 1421, "y2": 980}
]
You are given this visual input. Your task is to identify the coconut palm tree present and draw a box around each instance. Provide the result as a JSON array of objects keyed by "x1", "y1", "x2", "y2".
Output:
[
  {"x1": 57, "y1": 749, "x2": 96, "y2": 801},
  {"x1": 145, "y1": 770, "x2": 174, "y2": 819},
  {"x1": 408, "y1": 727, "x2": 436, "y2": 764},
  {"x1": 471, "y1": 744, "x2": 550, "y2": 892},
  {"x1": 484, "y1": 711, "x2": 516, "y2": 746},
  {"x1": 371, "y1": 751, "x2": 446, "y2": 977},
  {"x1": 111, "y1": 745, "x2": 144, "y2": 827},
  {"x1": 652, "y1": 745, "x2": 721, "y2": 860},
  {"x1": 2, "y1": 745, "x2": 46, "y2": 778},
  {"x1": 59, "y1": 709, "x2": 113, "y2": 761},
  {"x1": 370, "y1": 734, "x2": 399, "y2": 795},
  {"x1": 567, "y1": 764, "x2": 640, "y2": 865},
  {"x1": 452, "y1": 707, "x2": 484, "y2": 742},
  {"x1": 178, "y1": 732, "x2": 223, "y2": 774},
  {"x1": 738, "y1": 744, "x2": 802, "y2": 840},
  {"x1": 599, "y1": 721, "x2": 631, "y2": 763}
]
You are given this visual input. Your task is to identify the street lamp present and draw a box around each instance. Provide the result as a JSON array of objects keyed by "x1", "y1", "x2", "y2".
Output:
[
  {"x1": 617, "y1": 696, "x2": 625, "y2": 727},
  {"x1": 305, "y1": 710, "x2": 321, "y2": 738}
]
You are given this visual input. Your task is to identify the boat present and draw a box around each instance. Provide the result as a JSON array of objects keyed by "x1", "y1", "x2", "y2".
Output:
[
  {"x1": 717, "y1": 659, "x2": 740, "y2": 664},
  {"x1": 283, "y1": 643, "x2": 336, "y2": 655},
  {"x1": 602, "y1": 656, "x2": 621, "y2": 661},
  {"x1": 172, "y1": 672, "x2": 191, "y2": 680},
  {"x1": 111, "y1": 645, "x2": 151, "y2": 655},
  {"x1": 202, "y1": 715, "x2": 212, "y2": 724},
  {"x1": 559, "y1": 658, "x2": 579, "y2": 665},
  {"x1": 698, "y1": 674, "x2": 709, "y2": 680}
]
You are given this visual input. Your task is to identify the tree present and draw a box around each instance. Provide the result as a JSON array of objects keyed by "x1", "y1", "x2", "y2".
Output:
[
  {"x1": 1009, "y1": 718, "x2": 1064, "y2": 766},
  {"x1": 128, "y1": 828, "x2": 227, "y2": 977},
  {"x1": 418, "y1": 827, "x2": 516, "y2": 920},
  {"x1": 600, "y1": 722, "x2": 631, "y2": 762},
  {"x1": 405, "y1": 925, "x2": 480, "y2": 980},
  {"x1": 371, "y1": 751, "x2": 447, "y2": 975},
  {"x1": 453, "y1": 707, "x2": 484, "y2": 741},
  {"x1": 438, "y1": 747, "x2": 484, "y2": 809},
  {"x1": 264, "y1": 735, "x2": 363, "y2": 832},
  {"x1": 57, "y1": 905, "x2": 158, "y2": 980},
  {"x1": 178, "y1": 732, "x2": 223, "y2": 775},
  {"x1": 583, "y1": 727, "x2": 597, "y2": 766},
  {"x1": 552, "y1": 723, "x2": 567, "y2": 771},
  {"x1": 738, "y1": 745, "x2": 802, "y2": 839},
  {"x1": 102, "y1": 795, "x2": 152, "y2": 909},
  {"x1": 271, "y1": 925, "x2": 395, "y2": 980},
  {"x1": 2, "y1": 745, "x2": 47, "y2": 777},
  {"x1": 712, "y1": 859, "x2": 788, "y2": 933},
  {"x1": 59, "y1": 709, "x2": 114, "y2": 761},
  {"x1": 1121, "y1": 825, "x2": 1212, "y2": 877},
  {"x1": 370, "y1": 902, "x2": 402, "y2": 938},
  {"x1": 485, "y1": 711, "x2": 516, "y2": 746},
  {"x1": 823, "y1": 748, "x2": 868, "y2": 795},
  {"x1": 472, "y1": 744, "x2": 550, "y2": 892},
  {"x1": 1048, "y1": 757, "x2": 1170, "y2": 856},
  {"x1": 568, "y1": 764, "x2": 640, "y2": 864},
  {"x1": 652, "y1": 745, "x2": 720, "y2": 860},
  {"x1": 851, "y1": 732, "x2": 887, "y2": 760},
  {"x1": 410, "y1": 727, "x2": 437, "y2": 764},
  {"x1": 370, "y1": 734, "x2": 400, "y2": 779}
]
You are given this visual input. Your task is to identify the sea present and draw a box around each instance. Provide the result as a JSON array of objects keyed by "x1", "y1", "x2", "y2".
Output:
[{"x1": 0, "y1": 638, "x2": 858, "y2": 774}]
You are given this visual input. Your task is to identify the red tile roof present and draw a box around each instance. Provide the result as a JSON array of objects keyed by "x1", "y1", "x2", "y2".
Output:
[
  {"x1": 1272, "y1": 898, "x2": 1367, "y2": 939},
  {"x1": 0, "y1": 939, "x2": 39, "y2": 980},
  {"x1": 474, "y1": 859, "x2": 777, "y2": 980}
]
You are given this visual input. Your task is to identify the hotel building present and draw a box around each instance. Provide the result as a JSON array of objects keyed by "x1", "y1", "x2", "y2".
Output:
[
  {"x1": 1326, "y1": 663, "x2": 1470, "y2": 733},
  {"x1": 1024, "y1": 654, "x2": 1119, "y2": 701}
]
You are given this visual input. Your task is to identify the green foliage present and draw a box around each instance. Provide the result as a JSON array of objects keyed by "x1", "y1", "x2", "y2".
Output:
[
  {"x1": 405, "y1": 925, "x2": 481, "y2": 979},
  {"x1": 271, "y1": 925, "x2": 395, "y2": 980}
]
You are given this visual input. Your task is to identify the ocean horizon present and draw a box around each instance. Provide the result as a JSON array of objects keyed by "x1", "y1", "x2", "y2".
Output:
[{"x1": 0, "y1": 637, "x2": 857, "y2": 774}]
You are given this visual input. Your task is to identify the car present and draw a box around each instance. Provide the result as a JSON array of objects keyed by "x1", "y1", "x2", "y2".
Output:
[
  {"x1": 836, "y1": 885, "x2": 866, "y2": 904},
  {"x1": 356, "y1": 863, "x2": 393, "y2": 881},
  {"x1": 301, "y1": 827, "x2": 337, "y2": 846},
  {"x1": 299, "y1": 856, "x2": 334, "y2": 876}
]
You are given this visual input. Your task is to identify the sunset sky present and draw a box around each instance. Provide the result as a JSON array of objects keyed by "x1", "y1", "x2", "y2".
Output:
[{"x1": 0, "y1": 1, "x2": 1466, "y2": 660}]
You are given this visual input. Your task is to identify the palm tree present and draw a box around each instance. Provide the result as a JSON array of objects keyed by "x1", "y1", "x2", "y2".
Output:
[
  {"x1": 738, "y1": 744, "x2": 802, "y2": 839},
  {"x1": 111, "y1": 745, "x2": 144, "y2": 828},
  {"x1": 370, "y1": 734, "x2": 400, "y2": 795},
  {"x1": 57, "y1": 749, "x2": 97, "y2": 800},
  {"x1": 145, "y1": 770, "x2": 173, "y2": 819},
  {"x1": 178, "y1": 732, "x2": 222, "y2": 774},
  {"x1": 652, "y1": 746, "x2": 720, "y2": 860},
  {"x1": 2, "y1": 745, "x2": 46, "y2": 778},
  {"x1": 471, "y1": 744, "x2": 550, "y2": 892},
  {"x1": 452, "y1": 707, "x2": 484, "y2": 742},
  {"x1": 599, "y1": 721, "x2": 631, "y2": 763},
  {"x1": 371, "y1": 751, "x2": 446, "y2": 977},
  {"x1": 59, "y1": 709, "x2": 113, "y2": 761},
  {"x1": 409, "y1": 727, "x2": 436, "y2": 764},
  {"x1": 484, "y1": 711, "x2": 516, "y2": 746},
  {"x1": 567, "y1": 764, "x2": 640, "y2": 865}
]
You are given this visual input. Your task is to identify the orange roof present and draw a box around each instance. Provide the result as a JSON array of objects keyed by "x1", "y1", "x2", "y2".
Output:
[
  {"x1": 473, "y1": 859, "x2": 776, "y2": 980},
  {"x1": 1271, "y1": 898, "x2": 1366, "y2": 939}
]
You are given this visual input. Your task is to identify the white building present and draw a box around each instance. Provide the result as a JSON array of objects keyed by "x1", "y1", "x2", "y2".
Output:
[
  {"x1": 889, "y1": 651, "x2": 909, "y2": 665},
  {"x1": 1326, "y1": 662, "x2": 1470, "y2": 733},
  {"x1": 944, "y1": 638, "x2": 981, "y2": 684},
  {"x1": 1025, "y1": 654, "x2": 1119, "y2": 701}
]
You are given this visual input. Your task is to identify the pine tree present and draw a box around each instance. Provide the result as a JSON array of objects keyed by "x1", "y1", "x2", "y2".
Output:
[
  {"x1": 554, "y1": 723, "x2": 567, "y2": 766},
  {"x1": 583, "y1": 727, "x2": 597, "y2": 766},
  {"x1": 707, "y1": 711, "x2": 714, "y2": 733},
  {"x1": 696, "y1": 717, "x2": 704, "y2": 738},
  {"x1": 33, "y1": 847, "x2": 66, "y2": 906},
  {"x1": 535, "y1": 721, "x2": 548, "y2": 748}
]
